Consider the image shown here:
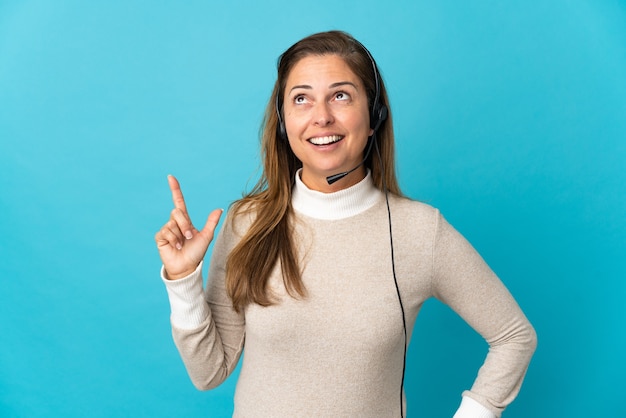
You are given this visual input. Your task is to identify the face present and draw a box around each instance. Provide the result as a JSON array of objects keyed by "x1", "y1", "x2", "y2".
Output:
[{"x1": 283, "y1": 54, "x2": 373, "y2": 192}]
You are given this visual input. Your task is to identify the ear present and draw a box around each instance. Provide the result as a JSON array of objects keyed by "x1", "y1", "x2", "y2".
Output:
[{"x1": 369, "y1": 128, "x2": 374, "y2": 137}]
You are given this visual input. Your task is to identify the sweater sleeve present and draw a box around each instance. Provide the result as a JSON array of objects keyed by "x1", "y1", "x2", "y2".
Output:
[
  {"x1": 431, "y1": 211, "x2": 537, "y2": 417},
  {"x1": 165, "y1": 212, "x2": 246, "y2": 390}
]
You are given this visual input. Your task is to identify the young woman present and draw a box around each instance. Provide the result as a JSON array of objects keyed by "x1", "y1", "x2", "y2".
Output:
[{"x1": 155, "y1": 31, "x2": 536, "y2": 417}]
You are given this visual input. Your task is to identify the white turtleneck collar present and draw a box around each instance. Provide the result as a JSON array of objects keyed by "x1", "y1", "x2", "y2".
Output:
[{"x1": 291, "y1": 169, "x2": 383, "y2": 220}]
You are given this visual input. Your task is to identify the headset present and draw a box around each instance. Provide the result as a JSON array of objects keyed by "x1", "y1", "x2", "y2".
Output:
[{"x1": 275, "y1": 38, "x2": 408, "y2": 418}]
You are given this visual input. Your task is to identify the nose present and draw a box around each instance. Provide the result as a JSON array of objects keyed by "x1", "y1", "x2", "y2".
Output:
[{"x1": 312, "y1": 102, "x2": 334, "y2": 126}]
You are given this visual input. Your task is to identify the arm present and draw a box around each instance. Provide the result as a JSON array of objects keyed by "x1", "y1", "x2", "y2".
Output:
[
  {"x1": 156, "y1": 175, "x2": 244, "y2": 389},
  {"x1": 163, "y1": 218, "x2": 245, "y2": 390},
  {"x1": 431, "y1": 212, "x2": 537, "y2": 417}
]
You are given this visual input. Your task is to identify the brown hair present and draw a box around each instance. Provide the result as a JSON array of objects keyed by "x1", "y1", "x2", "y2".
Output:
[{"x1": 225, "y1": 30, "x2": 402, "y2": 312}]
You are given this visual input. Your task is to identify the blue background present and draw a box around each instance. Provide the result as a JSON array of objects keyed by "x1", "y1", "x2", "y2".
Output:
[{"x1": 1, "y1": 1, "x2": 625, "y2": 417}]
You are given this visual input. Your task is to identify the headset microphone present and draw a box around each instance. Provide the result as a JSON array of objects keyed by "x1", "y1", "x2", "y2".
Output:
[{"x1": 326, "y1": 133, "x2": 377, "y2": 185}]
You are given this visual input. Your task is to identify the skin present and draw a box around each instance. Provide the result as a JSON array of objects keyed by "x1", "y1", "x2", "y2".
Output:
[
  {"x1": 155, "y1": 175, "x2": 222, "y2": 280},
  {"x1": 284, "y1": 54, "x2": 374, "y2": 193},
  {"x1": 156, "y1": 54, "x2": 373, "y2": 279}
]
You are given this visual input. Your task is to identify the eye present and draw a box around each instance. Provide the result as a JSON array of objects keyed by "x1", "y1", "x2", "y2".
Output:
[
  {"x1": 294, "y1": 95, "x2": 308, "y2": 105},
  {"x1": 334, "y1": 91, "x2": 350, "y2": 101}
]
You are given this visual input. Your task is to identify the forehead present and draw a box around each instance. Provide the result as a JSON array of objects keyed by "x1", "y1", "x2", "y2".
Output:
[{"x1": 285, "y1": 54, "x2": 363, "y2": 88}]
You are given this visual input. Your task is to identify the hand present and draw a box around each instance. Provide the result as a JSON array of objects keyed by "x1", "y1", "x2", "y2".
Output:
[{"x1": 155, "y1": 175, "x2": 223, "y2": 280}]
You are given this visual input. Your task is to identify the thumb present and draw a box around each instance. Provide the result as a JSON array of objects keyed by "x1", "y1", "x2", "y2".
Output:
[{"x1": 199, "y1": 208, "x2": 224, "y2": 243}]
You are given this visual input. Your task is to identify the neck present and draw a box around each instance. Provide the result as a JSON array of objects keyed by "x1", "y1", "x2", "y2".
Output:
[{"x1": 292, "y1": 168, "x2": 381, "y2": 220}]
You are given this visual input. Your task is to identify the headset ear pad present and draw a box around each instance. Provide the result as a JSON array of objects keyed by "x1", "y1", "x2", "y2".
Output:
[
  {"x1": 278, "y1": 116, "x2": 287, "y2": 141},
  {"x1": 276, "y1": 91, "x2": 288, "y2": 141},
  {"x1": 371, "y1": 103, "x2": 388, "y2": 133}
]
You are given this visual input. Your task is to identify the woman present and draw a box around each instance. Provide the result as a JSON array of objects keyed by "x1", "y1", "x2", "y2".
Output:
[{"x1": 155, "y1": 31, "x2": 536, "y2": 417}]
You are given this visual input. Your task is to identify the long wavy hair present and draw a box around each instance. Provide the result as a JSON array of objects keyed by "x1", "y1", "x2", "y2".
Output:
[{"x1": 225, "y1": 31, "x2": 402, "y2": 312}]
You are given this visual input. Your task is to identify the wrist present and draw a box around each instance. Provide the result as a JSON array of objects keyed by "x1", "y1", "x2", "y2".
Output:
[
  {"x1": 164, "y1": 265, "x2": 199, "y2": 281},
  {"x1": 453, "y1": 396, "x2": 497, "y2": 418}
]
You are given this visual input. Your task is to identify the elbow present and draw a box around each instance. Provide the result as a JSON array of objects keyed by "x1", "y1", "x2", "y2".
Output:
[
  {"x1": 190, "y1": 377, "x2": 224, "y2": 392},
  {"x1": 526, "y1": 322, "x2": 538, "y2": 356},
  {"x1": 490, "y1": 317, "x2": 538, "y2": 358},
  {"x1": 509, "y1": 319, "x2": 538, "y2": 361},
  {"x1": 192, "y1": 380, "x2": 219, "y2": 391},
  {"x1": 514, "y1": 315, "x2": 538, "y2": 354},
  {"x1": 188, "y1": 365, "x2": 230, "y2": 391},
  {"x1": 530, "y1": 323, "x2": 538, "y2": 348}
]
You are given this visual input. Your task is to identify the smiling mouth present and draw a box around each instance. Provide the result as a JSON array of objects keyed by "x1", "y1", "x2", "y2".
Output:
[{"x1": 308, "y1": 135, "x2": 344, "y2": 146}]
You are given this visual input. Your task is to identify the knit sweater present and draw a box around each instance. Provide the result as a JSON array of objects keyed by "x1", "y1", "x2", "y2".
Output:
[{"x1": 162, "y1": 171, "x2": 536, "y2": 417}]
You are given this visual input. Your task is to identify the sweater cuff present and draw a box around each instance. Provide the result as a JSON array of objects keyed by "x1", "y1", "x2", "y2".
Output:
[
  {"x1": 161, "y1": 262, "x2": 209, "y2": 329},
  {"x1": 452, "y1": 396, "x2": 497, "y2": 418}
]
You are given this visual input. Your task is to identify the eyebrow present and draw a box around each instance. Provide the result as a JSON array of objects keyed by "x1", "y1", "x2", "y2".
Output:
[{"x1": 288, "y1": 81, "x2": 358, "y2": 93}]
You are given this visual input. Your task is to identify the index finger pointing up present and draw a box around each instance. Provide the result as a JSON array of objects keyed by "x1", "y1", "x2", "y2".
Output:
[{"x1": 168, "y1": 175, "x2": 187, "y2": 212}]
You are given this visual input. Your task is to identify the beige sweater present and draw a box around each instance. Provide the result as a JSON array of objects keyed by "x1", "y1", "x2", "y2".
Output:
[{"x1": 162, "y1": 172, "x2": 536, "y2": 417}]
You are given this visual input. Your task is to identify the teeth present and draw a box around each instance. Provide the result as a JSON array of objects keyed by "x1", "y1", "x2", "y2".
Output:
[{"x1": 309, "y1": 135, "x2": 343, "y2": 145}]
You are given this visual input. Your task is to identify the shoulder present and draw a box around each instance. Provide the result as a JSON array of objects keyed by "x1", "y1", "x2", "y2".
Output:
[
  {"x1": 380, "y1": 194, "x2": 445, "y2": 245},
  {"x1": 212, "y1": 201, "x2": 257, "y2": 252},
  {"x1": 387, "y1": 194, "x2": 441, "y2": 223}
]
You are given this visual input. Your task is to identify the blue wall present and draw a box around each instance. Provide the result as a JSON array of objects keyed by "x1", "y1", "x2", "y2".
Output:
[{"x1": 1, "y1": 1, "x2": 624, "y2": 416}]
